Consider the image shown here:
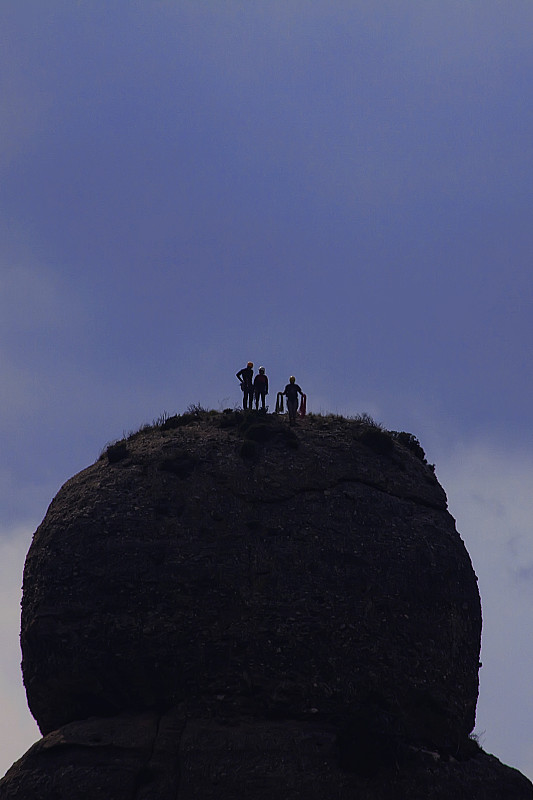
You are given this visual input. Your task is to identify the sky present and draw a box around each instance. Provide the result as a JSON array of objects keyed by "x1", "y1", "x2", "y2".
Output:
[{"x1": 1, "y1": 0, "x2": 533, "y2": 780}]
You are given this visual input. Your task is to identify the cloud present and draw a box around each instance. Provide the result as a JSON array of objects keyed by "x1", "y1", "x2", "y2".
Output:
[
  {"x1": 0, "y1": 525, "x2": 40, "y2": 778},
  {"x1": 0, "y1": 260, "x2": 84, "y2": 346},
  {"x1": 0, "y1": 18, "x2": 53, "y2": 167},
  {"x1": 0, "y1": 260, "x2": 89, "y2": 437}
]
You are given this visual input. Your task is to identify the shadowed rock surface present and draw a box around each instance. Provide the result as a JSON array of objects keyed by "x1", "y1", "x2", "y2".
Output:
[{"x1": 2, "y1": 411, "x2": 532, "y2": 798}]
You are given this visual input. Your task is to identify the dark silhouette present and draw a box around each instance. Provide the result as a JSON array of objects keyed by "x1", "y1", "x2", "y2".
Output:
[
  {"x1": 236, "y1": 362, "x2": 254, "y2": 410},
  {"x1": 9, "y1": 414, "x2": 531, "y2": 798},
  {"x1": 284, "y1": 376, "x2": 303, "y2": 424},
  {"x1": 253, "y1": 366, "x2": 269, "y2": 410}
]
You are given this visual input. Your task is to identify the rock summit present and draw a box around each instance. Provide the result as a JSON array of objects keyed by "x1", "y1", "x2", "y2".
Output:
[{"x1": 2, "y1": 410, "x2": 531, "y2": 798}]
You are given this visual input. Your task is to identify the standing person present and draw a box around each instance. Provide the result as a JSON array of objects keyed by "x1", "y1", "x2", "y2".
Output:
[
  {"x1": 284, "y1": 376, "x2": 303, "y2": 425},
  {"x1": 253, "y1": 366, "x2": 269, "y2": 410},
  {"x1": 236, "y1": 362, "x2": 254, "y2": 410}
]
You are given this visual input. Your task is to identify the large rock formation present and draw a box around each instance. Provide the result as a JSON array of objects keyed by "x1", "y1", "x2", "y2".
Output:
[{"x1": 2, "y1": 411, "x2": 532, "y2": 798}]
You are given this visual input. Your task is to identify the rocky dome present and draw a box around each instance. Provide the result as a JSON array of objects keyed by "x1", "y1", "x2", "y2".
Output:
[{"x1": 2, "y1": 410, "x2": 532, "y2": 798}]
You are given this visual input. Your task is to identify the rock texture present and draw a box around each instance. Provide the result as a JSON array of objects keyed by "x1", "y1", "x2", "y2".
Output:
[{"x1": 2, "y1": 410, "x2": 532, "y2": 798}]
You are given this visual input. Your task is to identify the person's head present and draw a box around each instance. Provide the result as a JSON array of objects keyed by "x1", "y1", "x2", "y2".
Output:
[
  {"x1": 247, "y1": 361, "x2": 253, "y2": 368},
  {"x1": 259, "y1": 366, "x2": 265, "y2": 374},
  {"x1": 289, "y1": 376, "x2": 295, "y2": 383}
]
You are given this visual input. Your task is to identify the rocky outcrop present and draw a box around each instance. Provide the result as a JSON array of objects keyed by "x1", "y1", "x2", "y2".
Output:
[
  {"x1": 3, "y1": 711, "x2": 532, "y2": 799},
  {"x1": 2, "y1": 411, "x2": 532, "y2": 798}
]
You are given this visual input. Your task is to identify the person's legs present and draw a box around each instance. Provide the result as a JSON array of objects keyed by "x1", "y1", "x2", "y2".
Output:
[{"x1": 288, "y1": 399, "x2": 297, "y2": 423}]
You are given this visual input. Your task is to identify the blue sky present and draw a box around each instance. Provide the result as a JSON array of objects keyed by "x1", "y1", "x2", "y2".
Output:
[{"x1": 1, "y1": 0, "x2": 533, "y2": 779}]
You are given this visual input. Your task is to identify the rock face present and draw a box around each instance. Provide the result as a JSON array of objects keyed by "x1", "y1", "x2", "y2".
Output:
[{"x1": 2, "y1": 411, "x2": 532, "y2": 798}]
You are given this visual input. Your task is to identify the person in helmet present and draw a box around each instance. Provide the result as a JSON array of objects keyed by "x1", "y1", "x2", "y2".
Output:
[
  {"x1": 253, "y1": 366, "x2": 269, "y2": 410},
  {"x1": 283, "y1": 376, "x2": 304, "y2": 424},
  {"x1": 236, "y1": 362, "x2": 254, "y2": 410}
]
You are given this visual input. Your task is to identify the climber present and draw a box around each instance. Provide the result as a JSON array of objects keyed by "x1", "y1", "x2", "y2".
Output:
[
  {"x1": 236, "y1": 361, "x2": 254, "y2": 410},
  {"x1": 283, "y1": 376, "x2": 304, "y2": 425},
  {"x1": 253, "y1": 366, "x2": 269, "y2": 410}
]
